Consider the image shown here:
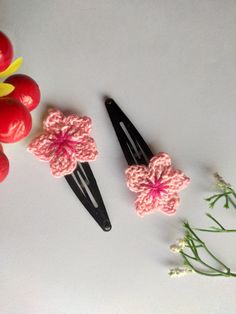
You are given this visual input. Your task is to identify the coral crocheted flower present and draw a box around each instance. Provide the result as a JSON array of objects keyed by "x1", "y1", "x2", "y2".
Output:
[
  {"x1": 125, "y1": 152, "x2": 190, "y2": 216},
  {"x1": 28, "y1": 109, "x2": 98, "y2": 177}
]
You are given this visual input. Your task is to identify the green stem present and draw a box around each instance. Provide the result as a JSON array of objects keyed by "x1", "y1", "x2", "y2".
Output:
[
  {"x1": 180, "y1": 252, "x2": 236, "y2": 277},
  {"x1": 228, "y1": 196, "x2": 236, "y2": 209},
  {"x1": 186, "y1": 244, "x2": 203, "y2": 248},
  {"x1": 224, "y1": 195, "x2": 229, "y2": 208},
  {"x1": 195, "y1": 228, "x2": 236, "y2": 233},
  {"x1": 196, "y1": 256, "x2": 229, "y2": 275},
  {"x1": 181, "y1": 249, "x2": 229, "y2": 275},
  {"x1": 206, "y1": 213, "x2": 225, "y2": 230},
  {"x1": 184, "y1": 223, "x2": 203, "y2": 244},
  {"x1": 229, "y1": 188, "x2": 236, "y2": 198},
  {"x1": 180, "y1": 252, "x2": 223, "y2": 277},
  {"x1": 202, "y1": 243, "x2": 229, "y2": 271},
  {"x1": 185, "y1": 237, "x2": 199, "y2": 258},
  {"x1": 206, "y1": 194, "x2": 223, "y2": 201},
  {"x1": 208, "y1": 194, "x2": 225, "y2": 207},
  {"x1": 186, "y1": 221, "x2": 229, "y2": 270},
  {"x1": 181, "y1": 252, "x2": 197, "y2": 261},
  {"x1": 194, "y1": 213, "x2": 236, "y2": 232}
]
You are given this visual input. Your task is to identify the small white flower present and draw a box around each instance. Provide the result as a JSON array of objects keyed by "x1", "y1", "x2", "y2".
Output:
[
  {"x1": 169, "y1": 238, "x2": 187, "y2": 253},
  {"x1": 169, "y1": 267, "x2": 194, "y2": 277},
  {"x1": 169, "y1": 244, "x2": 180, "y2": 253},
  {"x1": 214, "y1": 172, "x2": 231, "y2": 191},
  {"x1": 177, "y1": 238, "x2": 187, "y2": 247}
]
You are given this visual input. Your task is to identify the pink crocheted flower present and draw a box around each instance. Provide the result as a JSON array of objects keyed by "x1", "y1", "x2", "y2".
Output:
[
  {"x1": 125, "y1": 152, "x2": 190, "y2": 216},
  {"x1": 28, "y1": 109, "x2": 98, "y2": 177}
]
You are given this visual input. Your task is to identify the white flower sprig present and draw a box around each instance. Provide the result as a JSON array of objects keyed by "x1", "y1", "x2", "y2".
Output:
[
  {"x1": 169, "y1": 173, "x2": 236, "y2": 278},
  {"x1": 206, "y1": 173, "x2": 236, "y2": 209}
]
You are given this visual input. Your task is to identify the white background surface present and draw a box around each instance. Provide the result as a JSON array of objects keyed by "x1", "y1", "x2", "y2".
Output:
[{"x1": 1, "y1": 1, "x2": 236, "y2": 313}]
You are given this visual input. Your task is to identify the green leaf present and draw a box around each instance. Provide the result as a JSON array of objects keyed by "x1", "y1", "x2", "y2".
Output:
[
  {"x1": 0, "y1": 57, "x2": 23, "y2": 77},
  {"x1": 0, "y1": 83, "x2": 15, "y2": 97}
]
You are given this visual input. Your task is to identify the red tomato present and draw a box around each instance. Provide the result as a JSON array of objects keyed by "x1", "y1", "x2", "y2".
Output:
[
  {"x1": 5, "y1": 74, "x2": 41, "y2": 111},
  {"x1": 0, "y1": 98, "x2": 32, "y2": 143},
  {"x1": 0, "y1": 31, "x2": 13, "y2": 72},
  {"x1": 0, "y1": 149, "x2": 9, "y2": 182}
]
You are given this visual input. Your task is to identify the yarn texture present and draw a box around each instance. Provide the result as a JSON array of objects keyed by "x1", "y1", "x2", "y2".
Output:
[
  {"x1": 125, "y1": 152, "x2": 190, "y2": 216},
  {"x1": 28, "y1": 109, "x2": 98, "y2": 177}
]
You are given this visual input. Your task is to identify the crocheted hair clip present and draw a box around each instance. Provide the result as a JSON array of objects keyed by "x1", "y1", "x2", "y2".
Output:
[
  {"x1": 105, "y1": 98, "x2": 190, "y2": 217},
  {"x1": 28, "y1": 108, "x2": 112, "y2": 232}
]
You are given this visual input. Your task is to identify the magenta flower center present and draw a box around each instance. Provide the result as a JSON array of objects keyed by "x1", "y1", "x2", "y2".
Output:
[
  {"x1": 144, "y1": 178, "x2": 169, "y2": 200},
  {"x1": 49, "y1": 132, "x2": 78, "y2": 156}
]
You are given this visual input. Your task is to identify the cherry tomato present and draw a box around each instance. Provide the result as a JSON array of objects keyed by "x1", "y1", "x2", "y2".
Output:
[
  {"x1": 0, "y1": 31, "x2": 13, "y2": 72},
  {"x1": 0, "y1": 146, "x2": 9, "y2": 182},
  {"x1": 0, "y1": 98, "x2": 32, "y2": 143},
  {"x1": 5, "y1": 74, "x2": 41, "y2": 111}
]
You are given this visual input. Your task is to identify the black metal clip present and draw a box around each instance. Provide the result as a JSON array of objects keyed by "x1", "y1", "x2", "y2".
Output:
[
  {"x1": 105, "y1": 97, "x2": 154, "y2": 166},
  {"x1": 65, "y1": 162, "x2": 112, "y2": 232}
]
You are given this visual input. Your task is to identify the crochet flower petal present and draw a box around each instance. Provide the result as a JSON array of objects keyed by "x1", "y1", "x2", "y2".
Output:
[
  {"x1": 126, "y1": 165, "x2": 150, "y2": 192},
  {"x1": 28, "y1": 133, "x2": 54, "y2": 161},
  {"x1": 64, "y1": 115, "x2": 92, "y2": 138},
  {"x1": 135, "y1": 192, "x2": 156, "y2": 216},
  {"x1": 161, "y1": 193, "x2": 180, "y2": 215},
  {"x1": 43, "y1": 109, "x2": 65, "y2": 132},
  {"x1": 49, "y1": 151, "x2": 77, "y2": 177},
  {"x1": 164, "y1": 168, "x2": 190, "y2": 193},
  {"x1": 148, "y1": 152, "x2": 172, "y2": 180},
  {"x1": 75, "y1": 135, "x2": 98, "y2": 162},
  {"x1": 136, "y1": 191, "x2": 177, "y2": 216}
]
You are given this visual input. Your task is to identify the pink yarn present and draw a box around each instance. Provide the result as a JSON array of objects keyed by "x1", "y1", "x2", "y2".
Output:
[
  {"x1": 28, "y1": 109, "x2": 98, "y2": 177},
  {"x1": 125, "y1": 152, "x2": 190, "y2": 216}
]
